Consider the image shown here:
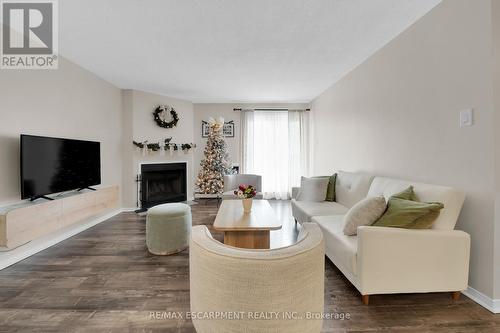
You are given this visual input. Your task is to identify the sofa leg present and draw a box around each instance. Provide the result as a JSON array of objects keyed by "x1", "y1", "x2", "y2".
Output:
[
  {"x1": 452, "y1": 291, "x2": 461, "y2": 301},
  {"x1": 362, "y1": 295, "x2": 369, "y2": 305}
]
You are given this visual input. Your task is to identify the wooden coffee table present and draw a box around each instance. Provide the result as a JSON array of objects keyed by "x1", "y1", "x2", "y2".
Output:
[{"x1": 213, "y1": 200, "x2": 282, "y2": 249}]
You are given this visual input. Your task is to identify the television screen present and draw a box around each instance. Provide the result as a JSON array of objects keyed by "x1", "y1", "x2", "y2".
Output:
[{"x1": 21, "y1": 135, "x2": 101, "y2": 200}]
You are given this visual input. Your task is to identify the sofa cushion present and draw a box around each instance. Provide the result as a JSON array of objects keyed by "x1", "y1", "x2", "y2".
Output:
[
  {"x1": 291, "y1": 199, "x2": 349, "y2": 223},
  {"x1": 296, "y1": 177, "x2": 330, "y2": 201},
  {"x1": 335, "y1": 171, "x2": 374, "y2": 208},
  {"x1": 313, "y1": 215, "x2": 358, "y2": 276},
  {"x1": 367, "y1": 177, "x2": 465, "y2": 230},
  {"x1": 342, "y1": 196, "x2": 386, "y2": 236},
  {"x1": 310, "y1": 175, "x2": 335, "y2": 201}
]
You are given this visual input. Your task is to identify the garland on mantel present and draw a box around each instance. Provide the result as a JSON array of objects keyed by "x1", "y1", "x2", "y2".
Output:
[{"x1": 133, "y1": 138, "x2": 196, "y2": 152}]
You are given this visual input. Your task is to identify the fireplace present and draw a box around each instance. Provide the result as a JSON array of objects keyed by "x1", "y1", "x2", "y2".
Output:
[{"x1": 139, "y1": 162, "x2": 187, "y2": 211}]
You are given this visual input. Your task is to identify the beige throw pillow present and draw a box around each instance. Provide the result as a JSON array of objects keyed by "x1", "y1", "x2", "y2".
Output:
[
  {"x1": 296, "y1": 176, "x2": 330, "y2": 202},
  {"x1": 343, "y1": 196, "x2": 387, "y2": 236}
]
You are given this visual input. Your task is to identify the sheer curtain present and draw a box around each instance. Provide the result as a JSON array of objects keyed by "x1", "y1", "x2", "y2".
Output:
[{"x1": 241, "y1": 110, "x2": 310, "y2": 200}]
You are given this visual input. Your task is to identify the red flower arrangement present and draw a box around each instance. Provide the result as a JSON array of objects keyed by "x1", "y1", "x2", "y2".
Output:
[{"x1": 234, "y1": 184, "x2": 257, "y2": 199}]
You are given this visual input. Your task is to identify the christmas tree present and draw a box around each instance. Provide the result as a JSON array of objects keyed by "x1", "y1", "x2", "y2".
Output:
[{"x1": 196, "y1": 117, "x2": 233, "y2": 194}]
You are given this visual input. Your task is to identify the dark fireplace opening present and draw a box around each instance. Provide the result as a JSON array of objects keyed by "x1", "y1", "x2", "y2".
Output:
[{"x1": 139, "y1": 163, "x2": 187, "y2": 211}]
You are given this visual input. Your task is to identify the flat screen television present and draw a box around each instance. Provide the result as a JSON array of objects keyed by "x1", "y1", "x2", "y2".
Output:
[{"x1": 21, "y1": 135, "x2": 101, "y2": 200}]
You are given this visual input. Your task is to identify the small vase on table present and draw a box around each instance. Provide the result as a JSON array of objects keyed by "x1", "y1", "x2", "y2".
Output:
[
  {"x1": 234, "y1": 184, "x2": 257, "y2": 214},
  {"x1": 242, "y1": 198, "x2": 253, "y2": 213}
]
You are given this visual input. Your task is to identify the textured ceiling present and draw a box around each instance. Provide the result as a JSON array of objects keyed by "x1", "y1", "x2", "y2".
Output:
[{"x1": 59, "y1": 0, "x2": 441, "y2": 102}]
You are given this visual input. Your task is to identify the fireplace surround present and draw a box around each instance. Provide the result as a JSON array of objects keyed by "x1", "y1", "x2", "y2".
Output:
[{"x1": 138, "y1": 162, "x2": 187, "y2": 211}]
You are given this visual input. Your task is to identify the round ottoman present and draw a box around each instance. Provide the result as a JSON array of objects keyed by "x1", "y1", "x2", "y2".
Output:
[{"x1": 146, "y1": 203, "x2": 192, "y2": 255}]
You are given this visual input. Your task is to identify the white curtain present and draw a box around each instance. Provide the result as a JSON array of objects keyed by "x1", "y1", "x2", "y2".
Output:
[{"x1": 241, "y1": 110, "x2": 310, "y2": 200}]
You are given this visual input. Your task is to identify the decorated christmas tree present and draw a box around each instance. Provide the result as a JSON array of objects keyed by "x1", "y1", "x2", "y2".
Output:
[{"x1": 196, "y1": 117, "x2": 233, "y2": 194}]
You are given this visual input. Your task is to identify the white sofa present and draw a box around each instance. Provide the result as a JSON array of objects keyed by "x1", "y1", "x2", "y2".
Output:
[
  {"x1": 190, "y1": 223, "x2": 325, "y2": 333},
  {"x1": 292, "y1": 171, "x2": 470, "y2": 304}
]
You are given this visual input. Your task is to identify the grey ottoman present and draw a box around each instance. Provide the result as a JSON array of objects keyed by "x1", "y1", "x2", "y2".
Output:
[{"x1": 146, "y1": 203, "x2": 192, "y2": 255}]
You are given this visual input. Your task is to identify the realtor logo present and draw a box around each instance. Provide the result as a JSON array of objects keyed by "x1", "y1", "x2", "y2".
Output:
[{"x1": 1, "y1": 0, "x2": 58, "y2": 69}]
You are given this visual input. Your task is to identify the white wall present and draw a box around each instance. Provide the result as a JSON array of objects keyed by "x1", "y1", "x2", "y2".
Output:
[
  {"x1": 121, "y1": 90, "x2": 195, "y2": 208},
  {"x1": 0, "y1": 57, "x2": 123, "y2": 206},
  {"x1": 311, "y1": 0, "x2": 497, "y2": 298},
  {"x1": 192, "y1": 103, "x2": 308, "y2": 189},
  {"x1": 493, "y1": 0, "x2": 500, "y2": 300},
  {"x1": 121, "y1": 90, "x2": 135, "y2": 208}
]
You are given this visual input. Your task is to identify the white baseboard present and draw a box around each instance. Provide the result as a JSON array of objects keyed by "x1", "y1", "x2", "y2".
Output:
[
  {"x1": 0, "y1": 208, "x2": 124, "y2": 271},
  {"x1": 463, "y1": 286, "x2": 500, "y2": 313}
]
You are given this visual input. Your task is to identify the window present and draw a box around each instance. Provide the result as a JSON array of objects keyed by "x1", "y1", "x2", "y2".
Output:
[{"x1": 241, "y1": 110, "x2": 310, "y2": 199}]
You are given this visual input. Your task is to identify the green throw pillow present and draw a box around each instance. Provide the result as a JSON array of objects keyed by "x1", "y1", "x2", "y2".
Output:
[
  {"x1": 372, "y1": 186, "x2": 444, "y2": 229},
  {"x1": 392, "y1": 185, "x2": 417, "y2": 201},
  {"x1": 325, "y1": 174, "x2": 337, "y2": 202}
]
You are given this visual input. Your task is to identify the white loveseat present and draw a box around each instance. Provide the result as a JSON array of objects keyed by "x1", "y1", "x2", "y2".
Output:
[{"x1": 291, "y1": 171, "x2": 470, "y2": 304}]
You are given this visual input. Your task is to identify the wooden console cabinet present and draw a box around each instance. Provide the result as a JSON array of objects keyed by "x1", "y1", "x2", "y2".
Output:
[{"x1": 0, "y1": 185, "x2": 119, "y2": 249}]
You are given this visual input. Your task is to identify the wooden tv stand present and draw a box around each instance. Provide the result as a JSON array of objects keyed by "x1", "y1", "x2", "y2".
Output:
[{"x1": 0, "y1": 185, "x2": 119, "y2": 250}]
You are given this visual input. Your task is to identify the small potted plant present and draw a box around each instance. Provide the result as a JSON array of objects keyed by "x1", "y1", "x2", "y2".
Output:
[{"x1": 234, "y1": 184, "x2": 257, "y2": 213}]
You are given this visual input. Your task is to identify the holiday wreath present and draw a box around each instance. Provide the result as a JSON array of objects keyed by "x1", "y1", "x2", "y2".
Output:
[{"x1": 153, "y1": 105, "x2": 179, "y2": 128}]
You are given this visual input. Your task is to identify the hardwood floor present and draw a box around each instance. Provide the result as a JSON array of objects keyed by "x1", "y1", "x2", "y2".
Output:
[{"x1": 0, "y1": 200, "x2": 498, "y2": 332}]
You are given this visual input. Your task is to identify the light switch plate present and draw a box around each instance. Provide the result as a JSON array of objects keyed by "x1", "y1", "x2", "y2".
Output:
[{"x1": 460, "y1": 109, "x2": 473, "y2": 127}]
